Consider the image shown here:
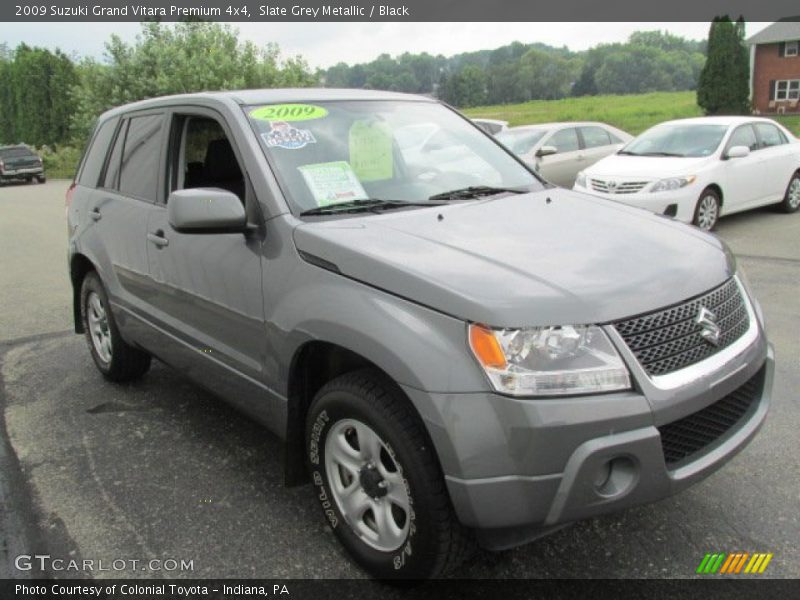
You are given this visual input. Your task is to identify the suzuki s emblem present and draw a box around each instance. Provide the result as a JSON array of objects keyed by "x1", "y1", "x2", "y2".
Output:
[{"x1": 696, "y1": 307, "x2": 721, "y2": 346}]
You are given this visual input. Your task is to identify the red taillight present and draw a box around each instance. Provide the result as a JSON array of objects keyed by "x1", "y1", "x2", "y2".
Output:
[{"x1": 65, "y1": 181, "x2": 77, "y2": 215}]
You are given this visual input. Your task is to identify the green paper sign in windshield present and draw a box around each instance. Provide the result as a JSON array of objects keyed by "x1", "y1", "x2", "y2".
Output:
[
  {"x1": 349, "y1": 120, "x2": 393, "y2": 182},
  {"x1": 249, "y1": 104, "x2": 328, "y2": 122}
]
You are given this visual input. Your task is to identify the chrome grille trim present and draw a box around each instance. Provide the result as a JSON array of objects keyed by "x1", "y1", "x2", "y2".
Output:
[
  {"x1": 590, "y1": 178, "x2": 650, "y2": 194},
  {"x1": 613, "y1": 278, "x2": 750, "y2": 377}
]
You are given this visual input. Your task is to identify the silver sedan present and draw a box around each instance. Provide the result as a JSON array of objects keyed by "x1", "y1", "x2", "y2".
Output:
[{"x1": 497, "y1": 122, "x2": 633, "y2": 188}]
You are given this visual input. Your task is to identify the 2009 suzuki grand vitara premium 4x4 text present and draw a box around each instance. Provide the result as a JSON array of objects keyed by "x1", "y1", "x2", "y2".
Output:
[{"x1": 66, "y1": 89, "x2": 773, "y2": 579}]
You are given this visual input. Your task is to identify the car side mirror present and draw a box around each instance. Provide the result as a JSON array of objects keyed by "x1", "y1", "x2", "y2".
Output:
[
  {"x1": 536, "y1": 145, "x2": 558, "y2": 158},
  {"x1": 725, "y1": 145, "x2": 750, "y2": 159},
  {"x1": 168, "y1": 188, "x2": 247, "y2": 233}
]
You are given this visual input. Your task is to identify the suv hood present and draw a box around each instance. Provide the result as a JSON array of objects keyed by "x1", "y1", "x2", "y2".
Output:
[
  {"x1": 293, "y1": 190, "x2": 735, "y2": 327},
  {"x1": 585, "y1": 153, "x2": 714, "y2": 179}
]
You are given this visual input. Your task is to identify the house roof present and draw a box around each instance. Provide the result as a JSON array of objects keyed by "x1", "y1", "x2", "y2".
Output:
[{"x1": 747, "y1": 19, "x2": 800, "y2": 45}]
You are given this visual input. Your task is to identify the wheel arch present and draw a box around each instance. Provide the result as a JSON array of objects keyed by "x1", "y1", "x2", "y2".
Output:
[
  {"x1": 705, "y1": 183, "x2": 724, "y2": 207},
  {"x1": 70, "y1": 253, "x2": 96, "y2": 333}
]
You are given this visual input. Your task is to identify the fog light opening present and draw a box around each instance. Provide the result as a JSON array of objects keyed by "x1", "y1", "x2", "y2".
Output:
[
  {"x1": 663, "y1": 204, "x2": 678, "y2": 217},
  {"x1": 594, "y1": 456, "x2": 637, "y2": 498}
]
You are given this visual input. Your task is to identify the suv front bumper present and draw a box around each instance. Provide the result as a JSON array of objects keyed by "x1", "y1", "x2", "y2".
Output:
[{"x1": 402, "y1": 328, "x2": 772, "y2": 550}]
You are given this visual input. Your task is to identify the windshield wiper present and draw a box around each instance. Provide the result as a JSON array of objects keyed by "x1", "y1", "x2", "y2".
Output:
[
  {"x1": 637, "y1": 151, "x2": 686, "y2": 157},
  {"x1": 428, "y1": 185, "x2": 527, "y2": 201},
  {"x1": 299, "y1": 198, "x2": 439, "y2": 217}
]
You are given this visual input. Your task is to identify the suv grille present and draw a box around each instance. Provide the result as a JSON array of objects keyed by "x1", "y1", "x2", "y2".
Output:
[
  {"x1": 613, "y1": 278, "x2": 749, "y2": 376},
  {"x1": 590, "y1": 178, "x2": 649, "y2": 194},
  {"x1": 658, "y1": 367, "x2": 764, "y2": 466}
]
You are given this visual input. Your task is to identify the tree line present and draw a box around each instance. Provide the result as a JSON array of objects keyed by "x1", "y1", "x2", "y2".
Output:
[
  {"x1": 0, "y1": 22, "x2": 316, "y2": 148},
  {"x1": 323, "y1": 31, "x2": 707, "y2": 108},
  {"x1": 1, "y1": 20, "x2": 750, "y2": 151}
]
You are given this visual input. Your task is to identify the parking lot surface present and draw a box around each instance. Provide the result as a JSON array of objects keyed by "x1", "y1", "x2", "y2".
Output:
[{"x1": 1, "y1": 181, "x2": 798, "y2": 578}]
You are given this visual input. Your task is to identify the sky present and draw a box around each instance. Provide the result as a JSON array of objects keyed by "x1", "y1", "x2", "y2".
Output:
[{"x1": 0, "y1": 22, "x2": 772, "y2": 69}]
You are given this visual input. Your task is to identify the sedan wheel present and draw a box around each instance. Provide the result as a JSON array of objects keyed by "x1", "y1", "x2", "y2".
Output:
[
  {"x1": 694, "y1": 190, "x2": 720, "y2": 231},
  {"x1": 781, "y1": 173, "x2": 800, "y2": 213}
]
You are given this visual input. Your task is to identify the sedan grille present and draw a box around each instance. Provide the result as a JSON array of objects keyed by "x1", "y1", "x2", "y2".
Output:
[
  {"x1": 590, "y1": 178, "x2": 649, "y2": 194},
  {"x1": 613, "y1": 278, "x2": 749, "y2": 376},
  {"x1": 658, "y1": 366, "x2": 764, "y2": 466}
]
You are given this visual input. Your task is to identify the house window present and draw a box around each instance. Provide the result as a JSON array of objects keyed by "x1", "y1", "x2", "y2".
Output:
[
  {"x1": 776, "y1": 80, "x2": 800, "y2": 100},
  {"x1": 786, "y1": 41, "x2": 799, "y2": 57}
]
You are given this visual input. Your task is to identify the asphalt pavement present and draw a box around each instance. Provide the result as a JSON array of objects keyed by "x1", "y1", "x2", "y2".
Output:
[{"x1": 0, "y1": 181, "x2": 798, "y2": 579}]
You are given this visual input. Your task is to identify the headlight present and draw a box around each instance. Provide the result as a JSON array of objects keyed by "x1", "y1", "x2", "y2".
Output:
[
  {"x1": 574, "y1": 171, "x2": 587, "y2": 188},
  {"x1": 468, "y1": 324, "x2": 631, "y2": 396},
  {"x1": 650, "y1": 175, "x2": 696, "y2": 193}
]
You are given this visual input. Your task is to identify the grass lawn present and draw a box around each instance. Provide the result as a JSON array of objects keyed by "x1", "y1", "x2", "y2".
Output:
[{"x1": 464, "y1": 91, "x2": 800, "y2": 137}]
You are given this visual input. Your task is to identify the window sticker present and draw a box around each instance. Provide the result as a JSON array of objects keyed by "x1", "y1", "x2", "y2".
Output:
[
  {"x1": 261, "y1": 121, "x2": 316, "y2": 150},
  {"x1": 298, "y1": 161, "x2": 368, "y2": 207},
  {"x1": 249, "y1": 104, "x2": 328, "y2": 122},
  {"x1": 349, "y1": 120, "x2": 393, "y2": 181}
]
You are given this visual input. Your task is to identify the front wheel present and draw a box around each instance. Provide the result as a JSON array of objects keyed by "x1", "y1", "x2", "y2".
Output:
[
  {"x1": 36, "y1": 175, "x2": 46, "y2": 184},
  {"x1": 80, "y1": 271, "x2": 151, "y2": 382},
  {"x1": 779, "y1": 172, "x2": 800, "y2": 214},
  {"x1": 306, "y1": 369, "x2": 473, "y2": 579},
  {"x1": 693, "y1": 188, "x2": 720, "y2": 231}
]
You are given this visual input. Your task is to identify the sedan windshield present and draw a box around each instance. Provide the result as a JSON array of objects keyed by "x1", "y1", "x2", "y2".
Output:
[
  {"x1": 245, "y1": 100, "x2": 542, "y2": 215},
  {"x1": 496, "y1": 129, "x2": 548, "y2": 156},
  {"x1": 621, "y1": 123, "x2": 728, "y2": 158}
]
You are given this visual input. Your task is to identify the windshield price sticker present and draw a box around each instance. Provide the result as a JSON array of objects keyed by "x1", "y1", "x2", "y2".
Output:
[
  {"x1": 349, "y1": 120, "x2": 394, "y2": 182},
  {"x1": 250, "y1": 104, "x2": 328, "y2": 122},
  {"x1": 299, "y1": 161, "x2": 369, "y2": 207}
]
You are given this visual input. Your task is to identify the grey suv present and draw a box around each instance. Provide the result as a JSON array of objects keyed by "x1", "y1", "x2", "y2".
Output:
[{"x1": 67, "y1": 89, "x2": 773, "y2": 579}]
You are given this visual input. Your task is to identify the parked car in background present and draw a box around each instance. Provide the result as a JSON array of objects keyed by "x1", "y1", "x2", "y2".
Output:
[
  {"x1": 67, "y1": 90, "x2": 772, "y2": 579},
  {"x1": 472, "y1": 118, "x2": 508, "y2": 135},
  {"x1": 574, "y1": 117, "x2": 800, "y2": 230},
  {"x1": 496, "y1": 122, "x2": 632, "y2": 188},
  {"x1": 0, "y1": 145, "x2": 46, "y2": 184}
]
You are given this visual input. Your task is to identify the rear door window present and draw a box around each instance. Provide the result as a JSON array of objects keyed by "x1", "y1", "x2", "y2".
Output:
[
  {"x1": 755, "y1": 123, "x2": 787, "y2": 148},
  {"x1": 119, "y1": 114, "x2": 164, "y2": 201},
  {"x1": 580, "y1": 126, "x2": 613, "y2": 149}
]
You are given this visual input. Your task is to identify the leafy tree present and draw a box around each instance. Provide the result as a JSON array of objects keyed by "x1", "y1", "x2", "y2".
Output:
[
  {"x1": 69, "y1": 22, "x2": 317, "y2": 141},
  {"x1": 697, "y1": 16, "x2": 749, "y2": 115}
]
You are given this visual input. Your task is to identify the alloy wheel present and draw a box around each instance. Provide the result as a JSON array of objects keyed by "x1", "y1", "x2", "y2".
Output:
[
  {"x1": 325, "y1": 418, "x2": 411, "y2": 552},
  {"x1": 788, "y1": 178, "x2": 800, "y2": 210},
  {"x1": 696, "y1": 194, "x2": 719, "y2": 230},
  {"x1": 87, "y1": 291, "x2": 113, "y2": 363}
]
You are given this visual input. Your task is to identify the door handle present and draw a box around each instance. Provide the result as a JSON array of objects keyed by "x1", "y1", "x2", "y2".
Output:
[
  {"x1": 147, "y1": 230, "x2": 169, "y2": 248},
  {"x1": 90, "y1": 208, "x2": 102, "y2": 221}
]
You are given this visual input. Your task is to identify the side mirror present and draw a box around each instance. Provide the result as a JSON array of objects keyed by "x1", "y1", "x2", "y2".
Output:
[
  {"x1": 168, "y1": 188, "x2": 247, "y2": 233},
  {"x1": 536, "y1": 145, "x2": 558, "y2": 158},
  {"x1": 725, "y1": 145, "x2": 750, "y2": 159}
]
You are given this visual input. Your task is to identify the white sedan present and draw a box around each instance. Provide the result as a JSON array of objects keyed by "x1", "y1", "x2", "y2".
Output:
[{"x1": 573, "y1": 116, "x2": 800, "y2": 230}]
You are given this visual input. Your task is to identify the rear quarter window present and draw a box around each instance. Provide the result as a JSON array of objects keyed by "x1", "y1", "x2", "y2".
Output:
[{"x1": 77, "y1": 117, "x2": 120, "y2": 187}]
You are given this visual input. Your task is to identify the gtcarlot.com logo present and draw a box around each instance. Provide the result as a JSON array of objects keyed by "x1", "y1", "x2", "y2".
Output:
[{"x1": 697, "y1": 552, "x2": 773, "y2": 574}]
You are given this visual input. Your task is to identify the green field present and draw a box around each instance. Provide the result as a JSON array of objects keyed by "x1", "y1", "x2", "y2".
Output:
[{"x1": 464, "y1": 91, "x2": 800, "y2": 136}]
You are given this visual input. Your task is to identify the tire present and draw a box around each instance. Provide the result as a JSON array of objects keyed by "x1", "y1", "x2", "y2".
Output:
[
  {"x1": 306, "y1": 369, "x2": 473, "y2": 579},
  {"x1": 36, "y1": 175, "x2": 46, "y2": 184},
  {"x1": 693, "y1": 188, "x2": 720, "y2": 231},
  {"x1": 25, "y1": 177, "x2": 32, "y2": 184},
  {"x1": 779, "y1": 172, "x2": 800, "y2": 214},
  {"x1": 80, "y1": 271, "x2": 151, "y2": 382}
]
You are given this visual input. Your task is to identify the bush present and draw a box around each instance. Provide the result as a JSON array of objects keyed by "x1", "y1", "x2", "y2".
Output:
[{"x1": 36, "y1": 145, "x2": 83, "y2": 179}]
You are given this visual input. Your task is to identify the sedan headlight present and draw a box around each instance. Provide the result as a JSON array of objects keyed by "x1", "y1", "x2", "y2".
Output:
[
  {"x1": 650, "y1": 175, "x2": 696, "y2": 193},
  {"x1": 468, "y1": 324, "x2": 631, "y2": 396},
  {"x1": 574, "y1": 171, "x2": 587, "y2": 188}
]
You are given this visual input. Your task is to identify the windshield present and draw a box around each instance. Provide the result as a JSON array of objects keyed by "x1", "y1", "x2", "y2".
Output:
[
  {"x1": 245, "y1": 100, "x2": 542, "y2": 215},
  {"x1": 496, "y1": 129, "x2": 547, "y2": 156},
  {"x1": 621, "y1": 123, "x2": 728, "y2": 158}
]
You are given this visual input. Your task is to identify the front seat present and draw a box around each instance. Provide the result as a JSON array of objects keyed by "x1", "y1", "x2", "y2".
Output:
[{"x1": 203, "y1": 138, "x2": 245, "y2": 200}]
